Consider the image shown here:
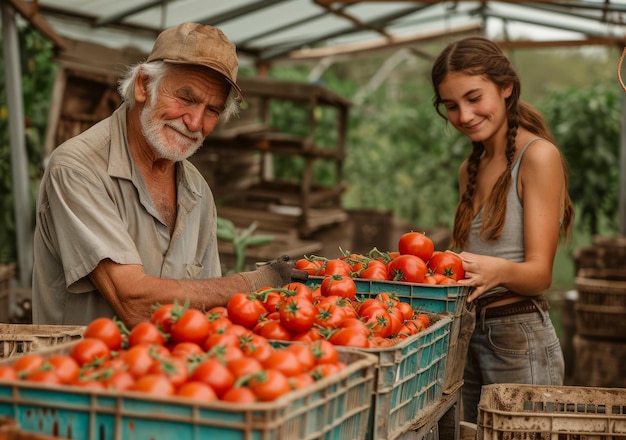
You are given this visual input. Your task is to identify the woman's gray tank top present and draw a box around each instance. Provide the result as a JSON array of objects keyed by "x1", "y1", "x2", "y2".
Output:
[{"x1": 465, "y1": 139, "x2": 540, "y2": 297}]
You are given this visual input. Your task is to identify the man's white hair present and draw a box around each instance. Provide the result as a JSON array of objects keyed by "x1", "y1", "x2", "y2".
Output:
[{"x1": 116, "y1": 61, "x2": 240, "y2": 123}]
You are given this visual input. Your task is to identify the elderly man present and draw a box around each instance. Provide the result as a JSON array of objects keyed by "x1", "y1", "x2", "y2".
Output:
[{"x1": 32, "y1": 23, "x2": 304, "y2": 327}]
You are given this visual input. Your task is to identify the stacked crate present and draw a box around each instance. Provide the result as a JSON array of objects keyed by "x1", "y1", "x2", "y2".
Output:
[{"x1": 572, "y1": 236, "x2": 626, "y2": 387}]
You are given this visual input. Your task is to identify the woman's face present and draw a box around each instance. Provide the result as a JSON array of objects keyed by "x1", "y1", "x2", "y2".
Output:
[{"x1": 438, "y1": 72, "x2": 512, "y2": 144}]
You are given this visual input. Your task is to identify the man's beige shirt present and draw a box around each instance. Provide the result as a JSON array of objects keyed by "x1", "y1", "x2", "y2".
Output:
[{"x1": 32, "y1": 103, "x2": 222, "y2": 325}]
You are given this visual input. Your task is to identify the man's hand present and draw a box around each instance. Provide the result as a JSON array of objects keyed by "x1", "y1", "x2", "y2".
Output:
[{"x1": 240, "y1": 255, "x2": 309, "y2": 292}]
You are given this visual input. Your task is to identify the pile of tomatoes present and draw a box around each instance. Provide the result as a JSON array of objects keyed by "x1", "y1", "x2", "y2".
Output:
[
  {"x1": 0, "y1": 305, "x2": 348, "y2": 403},
  {"x1": 295, "y1": 231, "x2": 465, "y2": 285},
  {"x1": 228, "y1": 280, "x2": 433, "y2": 349}
]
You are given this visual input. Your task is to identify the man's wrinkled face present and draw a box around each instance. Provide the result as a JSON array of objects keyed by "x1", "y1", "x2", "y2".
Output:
[{"x1": 140, "y1": 65, "x2": 230, "y2": 161}]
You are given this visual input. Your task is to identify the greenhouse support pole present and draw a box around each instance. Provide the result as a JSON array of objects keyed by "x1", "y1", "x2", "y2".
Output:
[
  {"x1": 621, "y1": 93, "x2": 626, "y2": 236},
  {"x1": 2, "y1": 2, "x2": 33, "y2": 291}
]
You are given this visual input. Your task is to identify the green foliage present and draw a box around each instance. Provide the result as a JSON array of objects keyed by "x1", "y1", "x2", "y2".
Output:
[
  {"x1": 539, "y1": 84, "x2": 621, "y2": 235},
  {"x1": 0, "y1": 26, "x2": 56, "y2": 263},
  {"x1": 216, "y1": 217, "x2": 274, "y2": 274}
]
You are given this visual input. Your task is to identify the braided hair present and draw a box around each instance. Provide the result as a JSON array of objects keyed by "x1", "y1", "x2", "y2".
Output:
[{"x1": 431, "y1": 37, "x2": 573, "y2": 250}]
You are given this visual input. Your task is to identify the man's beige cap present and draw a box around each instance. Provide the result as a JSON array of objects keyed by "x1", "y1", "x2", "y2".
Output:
[{"x1": 147, "y1": 22, "x2": 242, "y2": 101}]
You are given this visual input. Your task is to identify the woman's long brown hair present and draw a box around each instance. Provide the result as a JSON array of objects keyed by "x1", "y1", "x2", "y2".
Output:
[{"x1": 431, "y1": 37, "x2": 573, "y2": 250}]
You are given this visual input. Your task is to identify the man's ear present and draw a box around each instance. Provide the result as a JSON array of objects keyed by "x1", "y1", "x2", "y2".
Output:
[{"x1": 134, "y1": 73, "x2": 149, "y2": 104}]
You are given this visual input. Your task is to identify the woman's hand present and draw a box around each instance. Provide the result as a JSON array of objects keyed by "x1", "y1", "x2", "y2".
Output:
[{"x1": 456, "y1": 251, "x2": 506, "y2": 303}]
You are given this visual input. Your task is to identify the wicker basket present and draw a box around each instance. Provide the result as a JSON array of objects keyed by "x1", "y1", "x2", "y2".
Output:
[
  {"x1": 574, "y1": 268, "x2": 626, "y2": 339},
  {"x1": 477, "y1": 383, "x2": 626, "y2": 439},
  {"x1": 0, "y1": 264, "x2": 16, "y2": 323},
  {"x1": 0, "y1": 324, "x2": 85, "y2": 358}
]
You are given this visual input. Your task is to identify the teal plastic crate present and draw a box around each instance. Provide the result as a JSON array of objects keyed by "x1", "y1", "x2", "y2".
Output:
[
  {"x1": 359, "y1": 314, "x2": 453, "y2": 440},
  {"x1": 307, "y1": 277, "x2": 473, "y2": 395},
  {"x1": 306, "y1": 277, "x2": 469, "y2": 315},
  {"x1": 0, "y1": 345, "x2": 377, "y2": 440}
]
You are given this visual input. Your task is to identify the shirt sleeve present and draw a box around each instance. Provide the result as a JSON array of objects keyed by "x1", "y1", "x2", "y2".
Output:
[{"x1": 43, "y1": 159, "x2": 142, "y2": 292}]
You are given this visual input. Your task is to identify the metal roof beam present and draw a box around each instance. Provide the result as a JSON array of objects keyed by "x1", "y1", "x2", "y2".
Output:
[
  {"x1": 482, "y1": 9, "x2": 616, "y2": 37},
  {"x1": 195, "y1": 0, "x2": 286, "y2": 26},
  {"x1": 95, "y1": 1, "x2": 175, "y2": 27}
]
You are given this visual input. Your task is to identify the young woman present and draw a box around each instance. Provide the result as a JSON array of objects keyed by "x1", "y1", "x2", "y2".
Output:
[{"x1": 430, "y1": 37, "x2": 574, "y2": 423}]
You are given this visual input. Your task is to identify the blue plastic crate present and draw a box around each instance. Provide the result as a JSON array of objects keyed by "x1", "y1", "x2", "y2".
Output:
[{"x1": 0, "y1": 345, "x2": 377, "y2": 440}]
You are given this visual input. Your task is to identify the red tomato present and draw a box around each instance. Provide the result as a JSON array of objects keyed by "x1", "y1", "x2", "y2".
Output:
[
  {"x1": 295, "y1": 258, "x2": 324, "y2": 276},
  {"x1": 47, "y1": 354, "x2": 80, "y2": 384},
  {"x1": 122, "y1": 344, "x2": 156, "y2": 378},
  {"x1": 205, "y1": 306, "x2": 229, "y2": 320},
  {"x1": 176, "y1": 381, "x2": 218, "y2": 401},
  {"x1": 291, "y1": 327, "x2": 324, "y2": 343},
  {"x1": 262, "y1": 349, "x2": 304, "y2": 377},
  {"x1": 227, "y1": 357, "x2": 264, "y2": 379},
  {"x1": 361, "y1": 307, "x2": 392, "y2": 338},
  {"x1": 84, "y1": 317, "x2": 123, "y2": 351},
  {"x1": 283, "y1": 282, "x2": 313, "y2": 301},
  {"x1": 150, "y1": 303, "x2": 177, "y2": 334},
  {"x1": 258, "y1": 320, "x2": 293, "y2": 341},
  {"x1": 398, "y1": 231, "x2": 434, "y2": 262},
  {"x1": 227, "y1": 293, "x2": 267, "y2": 329},
  {"x1": 323, "y1": 259, "x2": 352, "y2": 277},
  {"x1": 320, "y1": 275, "x2": 357, "y2": 301},
  {"x1": 314, "y1": 301, "x2": 348, "y2": 329},
  {"x1": 277, "y1": 296, "x2": 317, "y2": 334},
  {"x1": 256, "y1": 288, "x2": 285, "y2": 313},
  {"x1": 148, "y1": 357, "x2": 189, "y2": 388},
  {"x1": 132, "y1": 374, "x2": 175, "y2": 396},
  {"x1": 128, "y1": 322, "x2": 165, "y2": 347},
  {"x1": 289, "y1": 373, "x2": 315, "y2": 390},
  {"x1": 241, "y1": 333, "x2": 275, "y2": 362},
  {"x1": 190, "y1": 358, "x2": 235, "y2": 398},
  {"x1": 206, "y1": 316, "x2": 233, "y2": 335},
  {"x1": 358, "y1": 260, "x2": 390, "y2": 280},
  {"x1": 12, "y1": 354, "x2": 45, "y2": 376},
  {"x1": 329, "y1": 327, "x2": 371, "y2": 348},
  {"x1": 427, "y1": 251, "x2": 465, "y2": 281},
  {"x1": 248, "y1": 369, "x2": 292, "y2": 401},
  {"x1": 387, "y1": 254, "x2": 428, "y2": 283},
  {"x1": 355, "y1": 298, "x2": 387, "y2": 317},
  {"x1": 222, "y1": 386, "x2": 258, "y2": 403},
  {"x1": 309, "y1": 339, "x2": 339, "y2": 365},
  {"x1": 0, "y1": 365, "x2": 17, "y2": 381},
  {"x1": 25, "y1": 370, "x2": 62, "y2": 385},
  {"x1": 284, "y1": 343, "x2": 316, "y2": 371},
  {"x1": 395, "y1": 301, "x2": 415, "y2": 321},
  {"x1": 70, "y1": 338, "x2": 111, "y2": 366},
  {"x1": 170, "y1": 341, "x2": 205, "y2": 359},
  {"x1": 339, "y1": 318, "x2": 372, "y2": 338},
  {"x1": 170, "y1": 308, "x2": 210, "y2": 345},
  {"x1": 103, "y1": 370, "x2": 135, "y2": 391}
]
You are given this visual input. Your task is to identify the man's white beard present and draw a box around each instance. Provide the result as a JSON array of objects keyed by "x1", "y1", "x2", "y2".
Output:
[{"x1": 140, "y1": 101, "x2": 204, "y2": 162}]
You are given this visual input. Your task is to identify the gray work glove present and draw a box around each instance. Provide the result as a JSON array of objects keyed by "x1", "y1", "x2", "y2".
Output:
[{"x1": 240, "y1": 255, "x2": 309, "y2": 292}]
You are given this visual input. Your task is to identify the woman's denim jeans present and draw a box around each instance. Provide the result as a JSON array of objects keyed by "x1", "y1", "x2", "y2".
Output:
[{"x1": 462, "y1": 307, "x2": 565, "y2": 423}]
